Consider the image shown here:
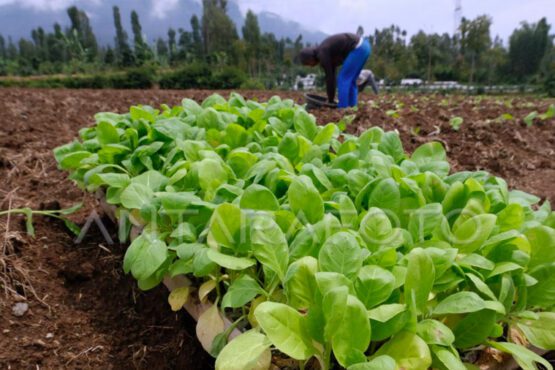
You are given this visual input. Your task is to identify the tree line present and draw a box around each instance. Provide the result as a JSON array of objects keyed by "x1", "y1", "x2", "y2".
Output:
[
  {"x1": 366, "y1": 16, "x2": 553, "y2": 86},
  {"x1": 0, "y1": 0, "x2": 553, "y2": 89}
]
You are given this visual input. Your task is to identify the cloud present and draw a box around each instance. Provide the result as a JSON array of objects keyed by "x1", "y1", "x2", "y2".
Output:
[
  {"x1": 0, "y1": 0, "x2": 100, "y2": 11},
  {"x1": 151, "y1": 0, "x2": 180, "y2": 19}
]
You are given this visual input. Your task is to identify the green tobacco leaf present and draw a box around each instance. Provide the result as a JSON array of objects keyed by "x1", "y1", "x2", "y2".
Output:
[
  {"x1": 526, "y1": 226, "x2": 555, "y2": 269},
  {"x1": 208, "y1": 203, "x2": 243, "y2": 250},
  {"x1": 133, "y1": 170, "x2": 168, "y2": 191},
  {"x1": 466, "y1": 273, "x2": 497, "y2": 300},
  {"x1": 488, "y1": 341, "x2": 552, "y2": 370},
  {"x1": 337, "y1": 194, "x2": 358, "y2": 228},
  {"x1": 527, "y1": 263, "x2": 555, "y2": 308},
  {"x1": 452, "y1": 214, "x2": 497, "y2": 253},
  {"x1": 373, "y1": 331, "x2": 432, "y2": 370},
  {"x1": 240, "y1": 184, "x2": 279, "y2": 211},
  {"x1": 433, "y1": 291, "x2": 486, "y2": 315},
  {"x1": 496, "y1": 203, "x2": 524, "y2": 232},
  {"x1": 251, "y1": 215, "x2": 289, "y2": 281},
  {"x1": 355, "y1": 265, "x2": 395, "y2": 309},
  {"x1": 96, "y1": 121, "x2": 120, "y2": 145},
  {"x1": 523, "y1": 111, "x2": 538, "y2": 127},
  {"x1": 358, "y1": 207, "x2": 403, "y2": 251},
  {"x1": 411, "y1": 142, "x2": 450, "y2": 177},
  {"x1": 318, "y1": 231, "x2": 363, "y2": 280},
  {"x1": 123, "y1": 234, "x2": 168, "y2": 281},
  {"x1": 367, "y1": 178, "x2": 401, "y2": 216},
  {"x1": 315, "y1": 271, "x2": 355, "y2": 297},
  {"x1": 405, "y1": 248, "x2": 435, "y2": 314},
  {"x1": 59, "y1": 151, "x2": 92, "y2": 169},
  {"x1": 516, "y1": 312, "x2": 555, "y2": 350},
  {"x1": 215, "y1": 330, "x2": 272, "y2": 370},
  {"x1": 332, "y1": 295, "x2": 372, "y2": 368},
  {"x1": 288, "y1": 175, "x2": 324, "y2": 224},
  {"x1": 294, "y1": 110, "x2": 318, "y2": 140},
  {"x1": 453, "y1": 309, "x2": 496, "y2": 349},
  {"x1": 450, "y1": 116, "x2": 463, "y2": 131},
  {"x1": 368, "y1": 304, "x2": 406, "y2": 322},
  {"x1": 196, "y1": 158, "x2": 228, "y2": 200},
  {"x1": 92, "y1": 173, "x2": 130, "y2": 188},
  {"x1": 347, "y1": 355, "x2": 396, "y2": 370},
  {"x1": 417, "y1": 319, "x2": 455, "y2": 346},
  {"x1": 408, "y1": 203, "x2": 443, "y2": 242},
  {"x1": 378, "y1": 131, "x2": 405, "y2": 163},
  {"x1": 284, "y1": 256, "x2": 318, "y2": 310},
  {"x1": 222, "y1": 275, "x2": 265, "y2": 308},
  {"x1": 322, "y1": 286, "x2": 348, "y2": 342},
  {"x1": 431, "y1": 345, "x2": 466, "y2": 370},
  {"x1": 206, "y1": 249, "x2": 255, "y2": 270},
  {"x1": 254, "y1": 302, "x2": 315, "y2": 360}
]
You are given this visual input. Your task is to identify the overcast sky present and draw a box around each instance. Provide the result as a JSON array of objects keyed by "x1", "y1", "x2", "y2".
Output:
[
  {"x1": 0, "y1": 0, "x2": 553, "y2": 42},
  {"x1": 237, "y1": 0, "x2": 553, "y2": 41}
]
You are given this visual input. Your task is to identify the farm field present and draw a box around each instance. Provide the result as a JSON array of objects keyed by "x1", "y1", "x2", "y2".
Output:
[{"x1": 1, "y1": 88, "x2": 555, "y2": 369}]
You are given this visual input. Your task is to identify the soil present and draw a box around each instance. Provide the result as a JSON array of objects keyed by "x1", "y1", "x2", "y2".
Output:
[{"x1": 0, "y1": 88, "x2": 554, "y2": 370}]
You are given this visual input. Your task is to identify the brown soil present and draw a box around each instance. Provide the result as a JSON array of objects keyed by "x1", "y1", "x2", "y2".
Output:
[{"x1": 0, "y1": 88, "x2": 554, "y2": 369}]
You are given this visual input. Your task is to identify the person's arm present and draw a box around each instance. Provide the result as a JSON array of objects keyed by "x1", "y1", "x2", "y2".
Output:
[{"x1": 318, "y1": 50, "x2": 336, "y2": 103}]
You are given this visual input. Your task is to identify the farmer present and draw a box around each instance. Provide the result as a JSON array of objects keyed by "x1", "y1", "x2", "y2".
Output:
[{"x1": 299, "y1": 33, "x2": 372, "y2": 108}]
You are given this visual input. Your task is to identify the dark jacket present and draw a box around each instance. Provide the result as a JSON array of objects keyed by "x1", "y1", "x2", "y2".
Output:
[{"x1": 315, "y1": 33, "x2": 360, "y2": 102}]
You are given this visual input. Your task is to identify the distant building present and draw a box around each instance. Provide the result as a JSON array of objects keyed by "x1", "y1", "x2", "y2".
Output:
[{"x1": 294, "y1": 74, "x2": 317, "y2": 91}]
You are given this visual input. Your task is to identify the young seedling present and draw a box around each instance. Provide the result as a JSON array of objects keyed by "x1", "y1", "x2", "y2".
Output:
[
  {"x1": 450, "y1": 116, "x2": 464, "y2": 131},
  {"x1": 0, "y1": 203, "x2": 82, "y2": 237}
]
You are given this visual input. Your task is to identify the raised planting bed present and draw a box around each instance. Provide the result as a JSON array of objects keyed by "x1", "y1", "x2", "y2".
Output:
[{"x1": 54, "y1": 93, "x2": 555, "y2": 370}]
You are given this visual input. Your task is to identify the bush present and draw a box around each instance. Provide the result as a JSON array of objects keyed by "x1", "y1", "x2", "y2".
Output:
[
  {"x1": 543, "y1": 63, "x2": 555, "y2": 97},
  {"x1": 63, "y1": 74, "x2": 109, "y2": 89},
  {"x1": 240, "y1": 78, "x2": 265, "y2": 90},
  {"x1": 110, "y1": 65, "x2": 157, "y2": 89},
  {"x1": 159, "y1": 64, "x2": 211, "y2": 89},
  {"x1": 209, "y1": 66, "x2": 246, "y2": 89}
]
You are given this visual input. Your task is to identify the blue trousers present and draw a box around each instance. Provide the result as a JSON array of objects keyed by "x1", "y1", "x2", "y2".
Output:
[{"x1": 338, "y1": 39, "x2": 371, "y2": 108}]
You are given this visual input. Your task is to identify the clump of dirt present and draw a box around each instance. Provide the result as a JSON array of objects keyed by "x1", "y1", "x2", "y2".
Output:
[{"x1": 0, "y1": 88, "x2": 553, "y2": 369}]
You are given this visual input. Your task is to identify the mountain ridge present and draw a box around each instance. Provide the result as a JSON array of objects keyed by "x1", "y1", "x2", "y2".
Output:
[{"x1": 0, "y1": 0, "x2": 328, "y2": 46}]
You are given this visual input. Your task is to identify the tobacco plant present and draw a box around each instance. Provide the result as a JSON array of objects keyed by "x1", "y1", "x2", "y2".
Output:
[{"x1": 55, "y1": 93, "x2": 555, "y2": 370}]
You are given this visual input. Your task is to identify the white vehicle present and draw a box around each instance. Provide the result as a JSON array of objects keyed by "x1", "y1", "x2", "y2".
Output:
[
  {"x1": 401, "y1": 78, "x2": 423, "y2": 86},
  {"x1": 294, "y1": 74, "x2": 317, "y2": 91}
]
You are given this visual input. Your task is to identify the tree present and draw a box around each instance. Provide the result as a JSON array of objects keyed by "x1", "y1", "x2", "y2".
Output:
[
  {"x1": 508, "y1": 18, "x2": 552, "y2": 81},
  {"x1": 7, "y1": 37, "x2": 17, "y2": 60},
  {"x1": 410, "y1": 31, "x2": 457, "y2": 81},
  {"x1": 190, "y1": 15, "x2": 203, "y2": 60},
  {"x1": 459, "y1": 15, "x2": 492, "y2": 83},
  {"x1": 131, "y1": 10, "x2": 151, "y2": 64},
  {"x1": 242, "y1": 10, "x2": 261, "y2": 76},
  {"x1": 0, "y1": 34, "x2": 5, "y2": 60},
  {"x1": 201, "y1": 0, "x2": 239, "y2": 60},
  {"x1": 112, "y1": 6, "x2": 134, "y2": 67},
  {"x1": 46, "y1": 23, "x2": 68, "y2": 64},
  {"x1": 18, "y1": 39, "x2": 37, "y2": 74},
  {"x1": 368, "y1": 25, "x2": 414, "y2": 81},
  {"x1": 177, "y1": 28, "x2": 193, "y2": 62},
  {"x1": 66, "y1": 6, "x2": 98, "y2": 61},
  {"x1": 167, "y1": 28, "x2": 177, "y2": 64},
  {"x1": 156, "y1": 38, "x2": 168, "y2": 62},
  {"x1": 104, "y1": 47, "x2": 115, "y2": 65}
]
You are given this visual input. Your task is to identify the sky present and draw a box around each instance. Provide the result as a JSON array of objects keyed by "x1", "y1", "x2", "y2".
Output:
[
  {"x1": 0, "y1": 0, "x2": 553, "y2": 42},
  {"x1": 236, "y1": 0, "x2": 553, "y2": 42}
]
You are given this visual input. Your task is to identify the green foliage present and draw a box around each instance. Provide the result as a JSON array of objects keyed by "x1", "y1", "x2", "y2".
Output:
[
  {"x1": 450, "y1": 116, "x2": 464, "y2": 131},
  {"x1": 56, "y1": 94, "x2": 555, "y2": 370},
  {"x1": 159, "y1": 64, "x2": 211, "y2": 89},
  {"x1": 209, "y1": 66, "x2": 247, "y2": 89}
]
